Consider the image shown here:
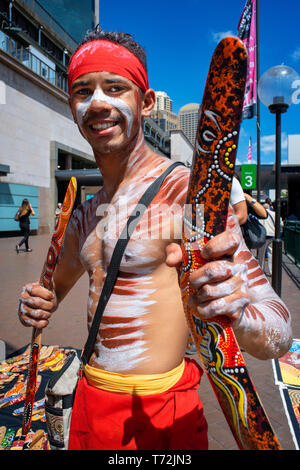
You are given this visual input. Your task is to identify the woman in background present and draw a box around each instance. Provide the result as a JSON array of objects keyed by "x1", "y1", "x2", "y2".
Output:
[{"x1": 15, "y1": 199, "x2": 35, "y2": 253}]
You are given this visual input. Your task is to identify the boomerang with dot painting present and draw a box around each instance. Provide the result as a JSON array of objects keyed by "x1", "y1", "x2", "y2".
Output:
[
  {"x1": 22, "y1": 177, "x2": 77, "y2": 435},
  {"x1": 180, "y1": 37, "x2": 281, "y2": 450}
]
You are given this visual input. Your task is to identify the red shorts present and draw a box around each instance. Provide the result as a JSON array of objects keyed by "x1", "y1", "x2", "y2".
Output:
[{"x1": 68, "y1": 358, "x2": 208, "y2": 450}]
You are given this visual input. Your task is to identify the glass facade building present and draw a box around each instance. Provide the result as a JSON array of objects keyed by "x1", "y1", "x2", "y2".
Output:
[{"x1": 37, "y1": 0, "x2": 95, "y2": 44}]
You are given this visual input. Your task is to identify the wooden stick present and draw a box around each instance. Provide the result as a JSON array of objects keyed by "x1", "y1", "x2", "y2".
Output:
[{"x1": 22, "y1": 177, "x2": 77, "y2": 435}]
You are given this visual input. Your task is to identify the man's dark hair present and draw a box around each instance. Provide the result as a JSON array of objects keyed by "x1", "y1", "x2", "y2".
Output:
[{"x1": 78, "y1": 27, "x2": 147, "y2": 72}]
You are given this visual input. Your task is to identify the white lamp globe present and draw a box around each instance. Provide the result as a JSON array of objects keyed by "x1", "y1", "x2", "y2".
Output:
[{"x1": 258, "y1": 65, "x2": 299, "y2": 111}]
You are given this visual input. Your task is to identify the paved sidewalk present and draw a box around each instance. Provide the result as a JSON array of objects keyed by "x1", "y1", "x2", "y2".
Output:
[{"x1": 0, "y1": 234, "x2": 299, "y2": 450}]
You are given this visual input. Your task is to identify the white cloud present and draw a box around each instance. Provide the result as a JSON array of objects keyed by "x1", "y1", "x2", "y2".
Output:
[
  {"x1": 261, "y1": 133, "x2": 288, "y2": 154},
  {"x1": 212, "y1": 31, "x2": 235, "y2": 44},
  {"x1": 291, "y1": 47, "x2": 300, "y2": 62},
  {"x1": 239, "y1": 127, "x2": 248, "y2": 138}
]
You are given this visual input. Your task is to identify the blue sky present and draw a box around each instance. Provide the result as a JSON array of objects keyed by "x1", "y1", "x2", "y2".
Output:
[{"x1": 99, "y1": 0, "x2": 300, "y2": 165}]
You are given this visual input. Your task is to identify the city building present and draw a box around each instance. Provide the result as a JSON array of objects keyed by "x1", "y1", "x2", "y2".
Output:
[
  {"x1": 143, "y1": 117, "x2": 193, "y2": 168},
  {"x1": 0, "y1": 0, "x2": 181, "y2": 236},
  {"x1": 143, "y1": 116, "x2": 170, "y2": 157},
  {"x1": 169, "y1": 129, "x2": 193, "y2": 167},
  {"x1": 284, "y1": 135, "x2": 300, "y2": 219},
  {"x1": 178, "y1": 102, "x2": 200, "y2": 145},
  {"x1": 150, "y1": 109, "x2": 180, "y2": 133},
  {"x1": 0, "y1": 0, "x2": 98, "y2": 234},
  {"x1": 154, "y1": 91, "x2": 172, "y2": 112},
  {"x1": 235, "y1": 133, "x2": 300, "y2": 220}
]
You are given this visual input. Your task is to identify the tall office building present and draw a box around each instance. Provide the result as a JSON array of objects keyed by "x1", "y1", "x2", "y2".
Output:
[
  {"x1": 36, "y1": 0, "x2": 98, "y2": 43},
  {"x1": 178, "y1": 103, "x2": 200, "y2": 145},
  {"x1": 154, "y1": 91, "x2": 173, "y2": 112}
]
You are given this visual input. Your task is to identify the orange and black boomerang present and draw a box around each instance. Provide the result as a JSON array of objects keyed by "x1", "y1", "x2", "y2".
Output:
[
  {"x1": 180, "y1": 37, "x2": 280, "y2": 450},
  {"x1": 22, "y1": 177, "x2": 77, "y2": 435}
]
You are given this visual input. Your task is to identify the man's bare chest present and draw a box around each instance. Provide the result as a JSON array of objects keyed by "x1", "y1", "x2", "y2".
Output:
[{"x1": 80, "y1": 198, "x2": 181, "y2": 274}]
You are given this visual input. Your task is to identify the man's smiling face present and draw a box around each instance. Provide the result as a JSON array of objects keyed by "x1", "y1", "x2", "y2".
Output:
[{"x1": 69, "y1": 71, "x2": 147, "y2": 156}]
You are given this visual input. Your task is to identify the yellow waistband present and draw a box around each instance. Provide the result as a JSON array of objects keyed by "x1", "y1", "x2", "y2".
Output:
[{"x1": 84, "y1": 361, "x2": 185, "y2": 396}]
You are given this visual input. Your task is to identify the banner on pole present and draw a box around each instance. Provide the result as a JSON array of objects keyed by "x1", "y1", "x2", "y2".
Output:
[
  {"x1": 238, "y1": 0, "x2": 257, "y2": 119},
  {"x1": 247, "y1": 137, "x2": 252, "y2": 162}
]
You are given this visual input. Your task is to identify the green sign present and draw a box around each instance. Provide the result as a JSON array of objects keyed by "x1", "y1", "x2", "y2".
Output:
[{"x1": 241, "y1": 164, "x2": 257, "y2": 189}]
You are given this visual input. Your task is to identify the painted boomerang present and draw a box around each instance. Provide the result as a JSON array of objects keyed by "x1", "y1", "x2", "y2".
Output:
[
  {"x1": 22, "y1": 177, "x2": 77, "y2": 435},
  {"x1": 179, "y1": 37, "x2": 281, "y2": 450}
]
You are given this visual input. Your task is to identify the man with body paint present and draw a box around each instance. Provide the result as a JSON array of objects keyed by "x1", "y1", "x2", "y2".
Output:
[{"x1": 18, "y1": 29, "x2": 292, "y2": 450}]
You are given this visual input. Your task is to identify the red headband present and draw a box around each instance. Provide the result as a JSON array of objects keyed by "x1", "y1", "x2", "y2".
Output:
[{"x1": 68, "y1": 40, "x2": 149, "y2": 93}]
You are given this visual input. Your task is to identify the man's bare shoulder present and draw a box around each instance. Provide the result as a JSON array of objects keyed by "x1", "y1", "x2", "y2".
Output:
[
  {"x1": 154, "y1": 159, "x2": 190, "y2": 206},
  {"x1": 67, "y1": 187, "x2": 105, "y2": 244},
  {"x1": 151, "y1": 151, "x2": 190, "y2": 174},
  {"x1": 73, "y1": 187, "x2": 105, "y2": 218}
]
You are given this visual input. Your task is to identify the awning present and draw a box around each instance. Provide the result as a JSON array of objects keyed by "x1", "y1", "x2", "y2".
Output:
[
  {"x1": 55, "y1": 169, "x2": 103, "y2": 185},
  {"x1": 0, "y1": 164, "x2": 10, "y2": 176}
]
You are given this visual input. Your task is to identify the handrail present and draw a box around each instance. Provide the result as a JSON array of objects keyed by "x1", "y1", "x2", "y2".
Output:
[
  {"x1": 0, "y1": 29, "x2": 68, "y2": 92},
  {"x1": 284, "y1": 221, "x2": 300, "y2": 266}
]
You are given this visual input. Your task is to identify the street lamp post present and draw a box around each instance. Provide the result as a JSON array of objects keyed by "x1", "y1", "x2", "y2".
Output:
[
  {"x1": 268, "y1": 100, "x2": 287, "y2": 296},
  {"x1": 258, "y1": 65, "x2": 299, "y2": 296}
]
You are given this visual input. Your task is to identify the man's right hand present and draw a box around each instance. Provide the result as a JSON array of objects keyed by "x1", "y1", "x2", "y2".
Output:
[{"x1": 18, "y1": 281, "x2": 57, "y2": 329}]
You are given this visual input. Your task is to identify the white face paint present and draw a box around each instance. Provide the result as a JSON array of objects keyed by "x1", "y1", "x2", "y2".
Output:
[{"x1": 76, "y1": 89, "x2": 133, "y2": 137}]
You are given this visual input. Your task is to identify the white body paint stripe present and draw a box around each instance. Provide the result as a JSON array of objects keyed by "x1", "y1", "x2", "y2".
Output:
[{"x1": 76, "y1": 89, "x2": 133, "y2": 137}]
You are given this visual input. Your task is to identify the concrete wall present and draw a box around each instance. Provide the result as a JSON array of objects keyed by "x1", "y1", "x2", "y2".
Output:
[
  {"x1": 0, "y1": 52, "x2": 94, "y2": 233},
  {"x1": 170, "y1": 129, "x2": 193, "y2": 166},
  {"x1": 288, "y1": 135, "x2": 300, "y2": 165}
]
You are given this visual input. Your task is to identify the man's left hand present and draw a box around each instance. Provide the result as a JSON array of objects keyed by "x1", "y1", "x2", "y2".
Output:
[{"x1": 166, "y1": 231, "x2": 250, "y2": 325}]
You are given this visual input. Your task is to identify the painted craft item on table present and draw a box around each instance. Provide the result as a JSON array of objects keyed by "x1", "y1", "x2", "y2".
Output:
[
  {"x1": 0, "y1": 374, "x2": 41, "y2": 408},
  {"x1": 179, "y1": 37, "x2": 280, "y2": 450},
  {"x1": 22, "y1": 177, "x2": 77, "y2": 435},
  {"x1": 0, "y1": 427, "x2": 49, "y2": 450},
  {"x1": 272, "y1": 339, "x2": 300, "y2": 449}
]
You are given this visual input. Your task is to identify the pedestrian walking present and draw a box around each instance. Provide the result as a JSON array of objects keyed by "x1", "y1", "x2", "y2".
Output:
[
  {"x1": 55, "y1": 202, "x2": 62, "y2": 226},
  {"x1": 260, "y1": 200, "x2": 283, "y2": 275},
  {"x1": 15, "y1": 199, "x2": 35, "y2": 253}
]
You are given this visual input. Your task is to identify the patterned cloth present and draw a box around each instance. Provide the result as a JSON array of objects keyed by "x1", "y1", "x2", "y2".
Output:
[{"x1": 0, "y1": 344, "x2": 78, "y2": 450}]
